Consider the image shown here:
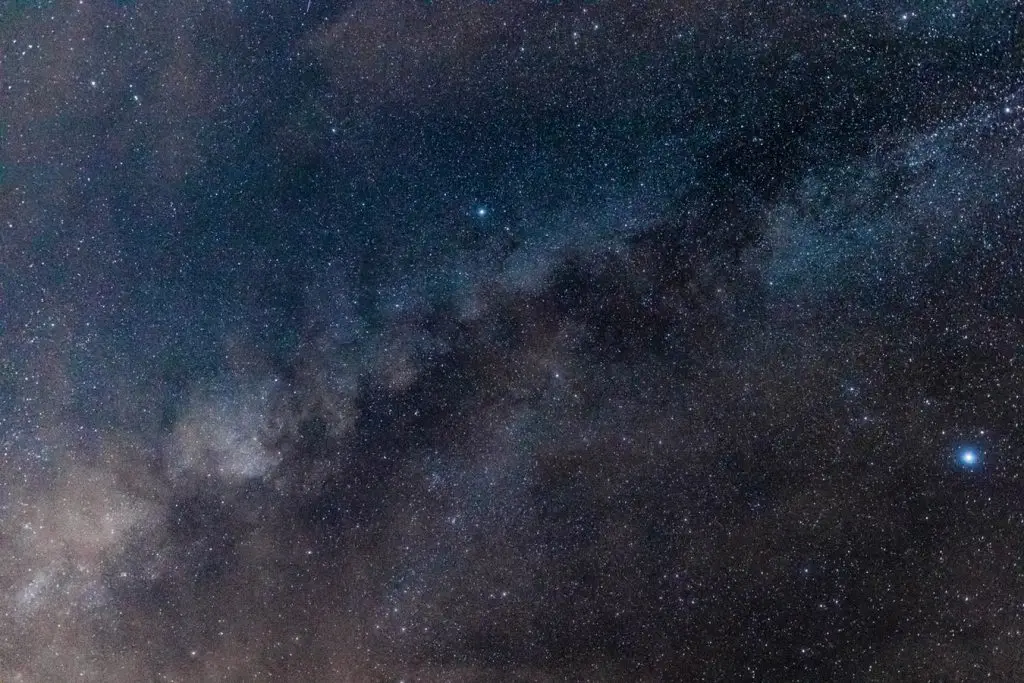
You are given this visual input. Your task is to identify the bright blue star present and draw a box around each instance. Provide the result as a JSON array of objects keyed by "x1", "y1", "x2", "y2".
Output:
[
  {"x1": 475, "y1": 206, "x2": 488, "y2": 218},
  {"x1": 956, "y1": 447, "x2": 981, "y2": 469}
]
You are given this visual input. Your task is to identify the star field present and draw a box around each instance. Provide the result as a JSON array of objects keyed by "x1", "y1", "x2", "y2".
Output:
[{"x1": 2, "y1": 1, "x2": 1024, "y2": 681}]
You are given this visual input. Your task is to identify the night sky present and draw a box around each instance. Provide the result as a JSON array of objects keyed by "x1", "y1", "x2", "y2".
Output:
[{"x1": 3, "y1": 1, "x2": 1024, "y2": 680}]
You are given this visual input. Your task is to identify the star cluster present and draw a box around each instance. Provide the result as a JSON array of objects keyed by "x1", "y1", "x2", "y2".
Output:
[{"x1": 2, "y1": 1, "x2": 1024, "y2": 680}]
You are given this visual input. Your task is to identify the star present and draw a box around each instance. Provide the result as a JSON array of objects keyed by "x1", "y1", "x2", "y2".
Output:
[{"x1": 957, "y1": 448, "x2": 980, "y2": 469}]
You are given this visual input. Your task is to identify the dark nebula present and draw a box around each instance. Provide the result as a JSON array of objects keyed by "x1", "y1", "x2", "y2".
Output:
[{"x1": 2, "y1": 1, "x2": 1024, "y2": 680}]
